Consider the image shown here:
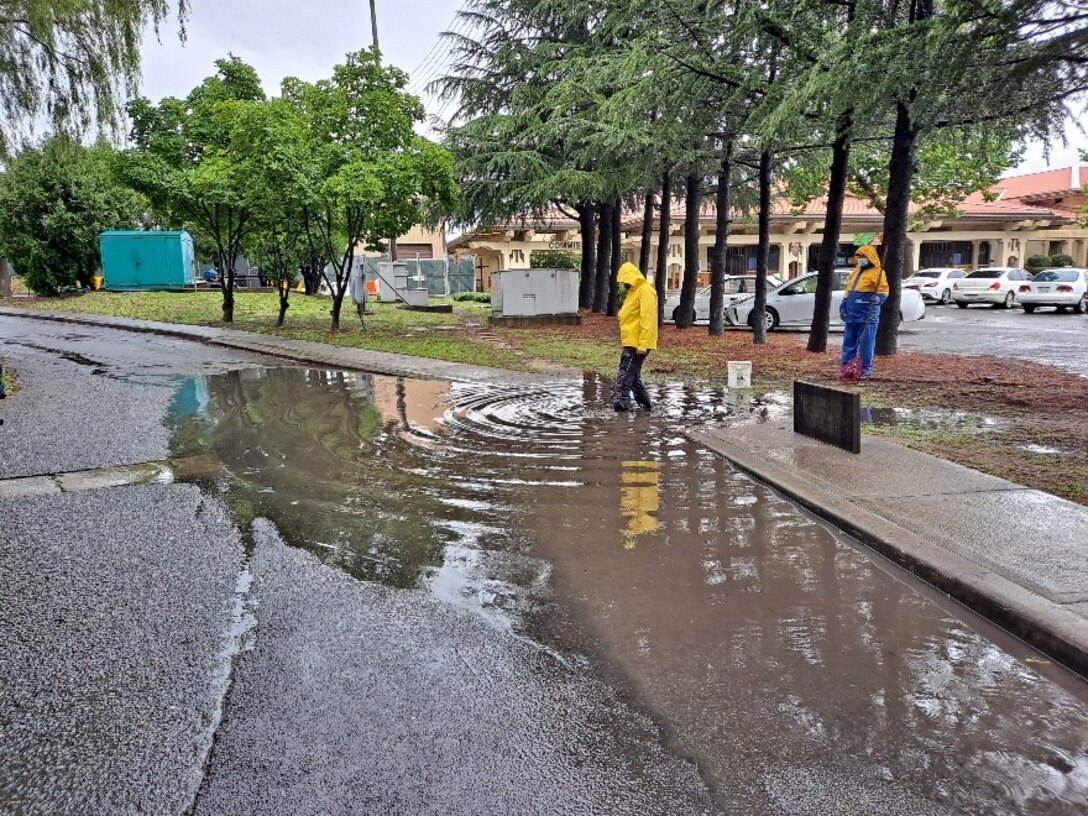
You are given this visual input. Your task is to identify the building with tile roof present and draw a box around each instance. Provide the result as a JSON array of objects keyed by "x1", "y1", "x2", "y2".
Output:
[{"x1": 450, "y1": 165, "x2": 1088, "y2": 291}]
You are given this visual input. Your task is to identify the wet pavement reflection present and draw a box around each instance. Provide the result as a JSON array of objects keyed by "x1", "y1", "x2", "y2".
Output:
[{"x1": 168, "y1": 367, "x2": 1088, "y2": 815}]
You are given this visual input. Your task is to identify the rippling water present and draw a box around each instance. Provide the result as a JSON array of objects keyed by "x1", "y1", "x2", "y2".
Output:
[{"x1": 167, "y1": 367, "x2": 1088, "y2": 815}]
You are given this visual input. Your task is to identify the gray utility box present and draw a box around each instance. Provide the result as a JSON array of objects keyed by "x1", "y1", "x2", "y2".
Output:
[
  {"x1": 492, "y1": 268, "x2": 578, "y2": 317},
  {"x1": 376, "y1": 262, "x2": 429, "y2": 306}
]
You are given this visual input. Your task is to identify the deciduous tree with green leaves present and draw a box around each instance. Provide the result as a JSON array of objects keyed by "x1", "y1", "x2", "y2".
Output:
[
  {"x1": 121, "y1": 56, "x2": 266, "y2": 322},
  {"x1": 0, "y1": 136, "x2": 144, "y2": 294},
  {"x1": 285, "y1": 49, "x2": 459, "y2": 330},
  {"x1": 228, "y1": 99, "x2": 311, "y2": 327}
]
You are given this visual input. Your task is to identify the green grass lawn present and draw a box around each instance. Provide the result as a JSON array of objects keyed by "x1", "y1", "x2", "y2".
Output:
[{"x1": 2, "y1": 290, "x2": 530, "y2": 369}]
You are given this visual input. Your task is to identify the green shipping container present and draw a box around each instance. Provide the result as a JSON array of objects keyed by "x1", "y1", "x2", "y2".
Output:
[{"x1": 98, "y1": 230, "x2": 197, "y2": 290}]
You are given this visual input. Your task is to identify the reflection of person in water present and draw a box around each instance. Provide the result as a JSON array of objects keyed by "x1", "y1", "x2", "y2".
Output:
[{"x1": 621, "y1": 460, "x2": 660, "y2": 549}]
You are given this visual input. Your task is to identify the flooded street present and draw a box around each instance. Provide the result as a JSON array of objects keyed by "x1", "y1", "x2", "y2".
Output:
[{"x1": 170, "y1": 367, "x2": 1088, "y2": 815}]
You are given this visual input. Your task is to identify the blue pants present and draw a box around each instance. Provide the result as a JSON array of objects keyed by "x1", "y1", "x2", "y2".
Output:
[
  {"x1": 614, "y1": 347, "x2": 650, "y2": 408},
  {"x1": 840, "y1": 293, "x2": 886, "y2": 376}
]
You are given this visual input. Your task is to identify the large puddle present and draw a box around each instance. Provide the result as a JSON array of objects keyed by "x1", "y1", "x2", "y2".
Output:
[{"x1": 168, "y1": 367, "x2": 1088, "y2": 815}]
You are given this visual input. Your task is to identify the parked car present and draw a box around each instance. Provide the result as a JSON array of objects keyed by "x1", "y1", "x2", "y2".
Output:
[
  {"x1": 725, "y1": 269, "x2": 926, "y2": 331},
  {"x1": 664, "y1": 274, "x2": 782, "y2": 323},
  {"x1": 903, "y1": 267, "x2": 967, "y2": 304},
  {"x1": 951, "y1": 267, "x2": 1031, "y2": 308},
  {"x1": 1016, "y1": 268, "x2": 1088, "y2": 314}
]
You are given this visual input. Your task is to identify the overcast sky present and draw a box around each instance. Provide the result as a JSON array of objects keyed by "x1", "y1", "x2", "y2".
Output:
[{"x1": 137, "y1": 0, "x2": 1087, "y2": 176}]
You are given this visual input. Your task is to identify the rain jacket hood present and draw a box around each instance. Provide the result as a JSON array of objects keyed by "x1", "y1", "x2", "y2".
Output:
[
  {"x1": 847, "y1": 244, "x2": 889, "y2": 295},
  {"x1": 617, "y1": 262, "x2": 658, "y2": 352}
]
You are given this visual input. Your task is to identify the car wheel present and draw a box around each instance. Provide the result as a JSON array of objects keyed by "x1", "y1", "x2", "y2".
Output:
[
  {"x1": 1002, "y1": 291, "x2": 1015, "y2": 309},
  {"x1": 672, "y1": 305, "x2": 695, "y2": 325},
  {"x1": 748, "y1": 308, "x2": 779, "y2": 331},
  {"x1": 1074, "y1": 297, "x2": 1086, "y2": 315},
  {"x1": 940, "y1": 288, "x2": 952, "y2": 304},
  {"x1": 1022, "y1": 304, "x2": 1036, "y2": 314},
  {"x1": 956, "y1": 301, "x2": 969, "y2": 309}
]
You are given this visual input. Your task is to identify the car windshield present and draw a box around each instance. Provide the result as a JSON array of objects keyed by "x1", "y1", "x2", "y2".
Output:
[
  {"x1": 779, "y1": 276, "x2": 820, "y2": 295},
  {"x1": 699, "y1": 278, "x2": 778, "y2": 296},
  {"x1": 914, "y1": 270, "x2": 942, "y2": 278},
  {"x1": 965, "y1": 269, "x2": 1001, "y2": 279},
  {"x1": 1032, "y1": 269, "x2": 1078, "y2": 282}
]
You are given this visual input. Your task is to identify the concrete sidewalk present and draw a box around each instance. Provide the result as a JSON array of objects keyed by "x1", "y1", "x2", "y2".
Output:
[
  {"x1": 4, "y1": 306, "x2": 1087, "y2": 677},
  {"x1": 688, "y1": 421, "x2": 1088, "y2": 677}
]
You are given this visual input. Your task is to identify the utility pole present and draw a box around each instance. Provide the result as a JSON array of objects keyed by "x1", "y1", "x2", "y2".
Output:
[
  {"x1": 369, "y1": 0, "x2": 380, "y2": 53},
  {"x1": 369, "y1": 0, "x2": 398, "y2": 261}
]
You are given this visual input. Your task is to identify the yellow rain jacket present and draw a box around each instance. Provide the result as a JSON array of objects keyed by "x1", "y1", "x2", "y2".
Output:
[
  {"x1": 845, "y1": 244, "x2": 889, "y2": 295},
  {"x1": 617, "y1": 262, "x2": 659, "y2": 352}
]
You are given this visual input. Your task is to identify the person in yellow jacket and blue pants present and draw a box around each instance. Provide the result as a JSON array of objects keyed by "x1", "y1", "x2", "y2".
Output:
[
  {"x1": 613, "y1": 262, "x2": 659, "y2": 411},
  {"x1": 840, "y1": 244, "x2": 888, "y2": 381}
]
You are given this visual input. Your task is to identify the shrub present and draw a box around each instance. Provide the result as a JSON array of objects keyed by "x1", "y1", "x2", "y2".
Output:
[
  {"x1": 1025, "y1": 254, "x2": 1053, "y2": 271},
  {"x1": 530, "y1": 249, "x2": 579, "y2": 269},
  {"x1": 1049, "y1": 254, "x2": 1075, "y2": 268},
  {"x1": 452, "y1": 291, "x2": 490, "y2": 303}
]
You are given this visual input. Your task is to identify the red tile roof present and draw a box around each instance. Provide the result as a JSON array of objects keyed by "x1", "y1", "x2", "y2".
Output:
[{"x1": 453, "y1": 166, "x2": 1085, "y2": 242}]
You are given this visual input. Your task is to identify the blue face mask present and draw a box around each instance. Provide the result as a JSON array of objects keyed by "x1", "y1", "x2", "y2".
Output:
[{"x1": 857, "y1": 257, "x2": 871, "y2": 269}]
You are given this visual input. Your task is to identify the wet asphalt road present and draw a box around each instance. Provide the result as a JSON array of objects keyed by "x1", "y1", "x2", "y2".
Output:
[
  {"x1": 4, "y1": 314, "x2": 1088, "y2": 815},
  {"x1": 0, "y1": 318, "x2": 715, "y2": 815},
  {"x1": 893, "y1": 300, "x2": 1088, "y2": 377}
]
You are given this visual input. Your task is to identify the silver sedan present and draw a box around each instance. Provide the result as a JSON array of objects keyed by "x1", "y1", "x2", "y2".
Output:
[
  {"x1": 725, "y1": 270, "x2": 926, "y2": 331},
  {"x1": 663, "y1": 275, "x2": 782, "y2": 323}
]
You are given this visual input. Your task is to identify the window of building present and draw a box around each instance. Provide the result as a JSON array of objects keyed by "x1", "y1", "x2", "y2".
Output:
[
  {"x1": 397, "y1": 243, "x2": 434, "y2": 259},
  {"x1": 806, "y1": 243, "x2": 856, "y2": 270},
  {"x1": 920, "y1": 241, "x2": 973, "y2": 268}
]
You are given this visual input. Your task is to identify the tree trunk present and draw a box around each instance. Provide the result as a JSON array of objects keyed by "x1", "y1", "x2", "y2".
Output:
[
  {"x1": 577, "y1": 202, "x2": 596, "y2": 309},
  {"x1": 330, "y1": 289, "x2": 343, "y2": 330},
  {"x1": 708, "y1": 144, "x2": 733, "y2": 337},
  {"x1": 217, "y1": 248, "x2": 235, "y2": 323},
  {"x1": 876, "y1": 98, "x2": 919, "y2": 357},
  {"x1": 638, "y1": 191, "x2": 655, "y2": 275},
  {"x1": 807, "y1": 109, "x2": 853, "y2": 353},
  {"x1": 676, "y1": 172, "x2": 702, "y2": 330},
  {"x1": 752, "y1": 149, "x2": 773, "y2": 345},
  {"x1": 592, "y1": 202, "x2": 613, "y2": 313},
  {"x1": 655, "y1": 172, "x2": 672, "y2": 325},
  {"x1": 277, "y1": 287, "x2": 290, "y2": 327},
  {"x1": 1, "y1": 259, "x2": 13, "y2": 298},
  {"x1": 607, "y1": 197, "x2": 623, "y2": 316}
]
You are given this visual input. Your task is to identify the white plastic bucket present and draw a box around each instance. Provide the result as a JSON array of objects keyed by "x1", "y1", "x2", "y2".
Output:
[{"x1": 727, "y1": 361, "x2": 752, "y2": 389}]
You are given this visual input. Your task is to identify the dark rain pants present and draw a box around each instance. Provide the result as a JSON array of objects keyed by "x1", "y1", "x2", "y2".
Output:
[{"x1": 613, "y1": 347, "x2": 651, "y2": 409}]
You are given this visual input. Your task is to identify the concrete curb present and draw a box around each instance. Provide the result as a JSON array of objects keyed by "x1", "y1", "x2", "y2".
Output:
[
  {"x1": 0, "y1": 307, "x2": 568, "y2": 385},
  {"x1": 688, "y1": 429, "x2": 1088, "y2": 679}
]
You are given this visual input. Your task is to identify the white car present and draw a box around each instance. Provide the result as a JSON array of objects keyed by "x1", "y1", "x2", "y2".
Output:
[
  {"x1": 664, "y1": 274, "x2": 782, "y2": 323},
  {"x1": 903, "y1": 268, "x2": 967, "y2": 304},
  {"x1": 952, "y1": 267, "x2": 1031, "y2": 308},
  {"x1": 725, "y1": 269, "x2": 926, "y2": 331},
  {"x1": 1016, "y1": 268, "x2": 1088, "y2": 314}
]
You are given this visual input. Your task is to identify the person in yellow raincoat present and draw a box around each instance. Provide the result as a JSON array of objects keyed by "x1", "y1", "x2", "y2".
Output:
[
  {"x1": 839, "y1": 244, "x2": 888, "y2": 380},
  {"x1": 614, "y1": 262, "x2": 658, "y2": 411}
]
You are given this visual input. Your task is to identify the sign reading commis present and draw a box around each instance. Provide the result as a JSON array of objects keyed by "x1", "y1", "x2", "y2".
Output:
[{"x1": 547, "y1": 241, "x2": 582, "y2": 250}]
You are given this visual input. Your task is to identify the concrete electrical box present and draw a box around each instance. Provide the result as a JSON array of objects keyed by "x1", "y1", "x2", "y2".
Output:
[{"x1": 491, "y1": 268, "x2": 579, "y2": 321}]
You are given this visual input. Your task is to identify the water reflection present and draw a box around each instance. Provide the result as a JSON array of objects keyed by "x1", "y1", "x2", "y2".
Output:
[
  {"x1": 620, "y1": 461, "x2": 660, "y2": 549},
  {"x1": 167, "y1": 366, "x2": 1088, "y2": 814},
  {"x1": 169, "y1": 368, "x2": 452, "y2": 588}
]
